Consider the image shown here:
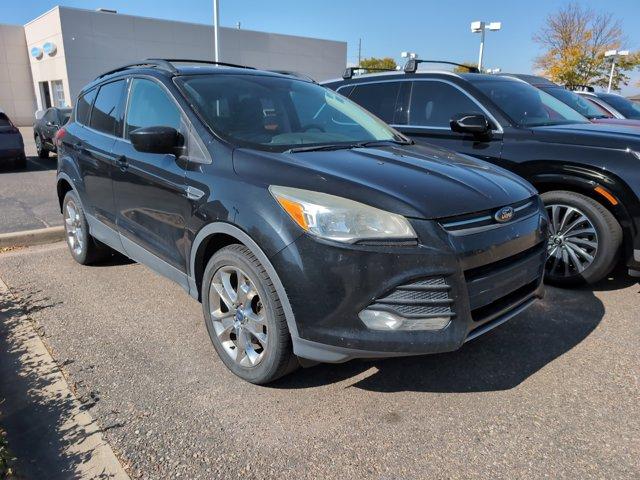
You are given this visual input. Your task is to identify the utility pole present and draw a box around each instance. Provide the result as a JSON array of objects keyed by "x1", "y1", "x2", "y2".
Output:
[
  {"x1": 605, "y1": 49, "x2": 629, "y2": 92},
  {"x1": 358, "y1": 38, "x2": 362, "y2": 67},
  {"x1": 213, "y1": 0, "x2": 220, "y2": 62}
]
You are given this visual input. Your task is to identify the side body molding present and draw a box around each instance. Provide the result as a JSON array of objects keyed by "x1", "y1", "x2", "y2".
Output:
[{"x1": 188, "y1": 222, "x2": 300, "y2": 339}]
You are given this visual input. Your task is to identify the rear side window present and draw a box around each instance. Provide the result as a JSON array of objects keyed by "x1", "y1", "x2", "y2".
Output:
[
  {"x1": 75, "y1": 89, "x2": 97, "y2": 125},
  {"x1": 409, "y1": 81, "x2": 480, "y2": 127},
  {"x1": 125, "y1": 78, "x2": 182, "y2": 138},
  {"x1": 89, "y1": 80, "x2": 126, "y2": 135},
  {"x1": 348, "y1": 82, "x2": 402, "y2": 123}
]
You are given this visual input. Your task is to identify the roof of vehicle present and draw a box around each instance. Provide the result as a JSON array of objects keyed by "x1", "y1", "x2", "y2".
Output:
[
  {"x1": 81, "y1": 58, "x2": 309, "y2": 94},
  {"x1": 498, "y1": 73, "x2": 558, "y2": 87},
  {"x1": 323, "y1": 70, "x2": 525, "y2": 85}
]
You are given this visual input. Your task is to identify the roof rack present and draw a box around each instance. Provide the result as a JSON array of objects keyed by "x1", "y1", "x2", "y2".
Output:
[
  {"x1": 269, "y1": 70, "x2": 317, "y2": 83},
  {"x1": 566, "y1": 84, "x2": 595, "y2": 92},
  {"x1": 96, "y1": 58, "x2": 254, "y2": 79},
  {"x1": 342, "y1": 66, "x2": 396, "y2": 79},
  {"x1": 403, "y1": 59, "x2": 479, "y2": 74}
]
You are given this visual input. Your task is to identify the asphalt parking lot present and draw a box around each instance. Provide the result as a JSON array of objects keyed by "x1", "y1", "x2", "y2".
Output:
[
  {"x1": 0, "y1": 242, "x2": 638, "y2": 479},
  {"x1": 0, "y1": 127, "x2": 61, "y2": 234}
]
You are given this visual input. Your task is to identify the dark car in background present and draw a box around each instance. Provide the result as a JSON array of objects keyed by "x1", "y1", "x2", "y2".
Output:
[
  {"x1": 0, "y1": 111, "x2": 26, "y2": 169},
  {"x1": 34, "y1": 107, "x2": 72, "y2": 158},
  {"x1": 576, "y1": 91, "x2": 640, "y2": 121},
  {"x1": 507, "y1": 74, "x2": 640, "y2": 129},
  {"x1": 55, "y1": 59, "x2": 548, "y2": 383},
  {"x1": 324, "y1": 62, "x2": 640, "y2": 285}
]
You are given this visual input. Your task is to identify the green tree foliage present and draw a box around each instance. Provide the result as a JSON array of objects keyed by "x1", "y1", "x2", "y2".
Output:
[
  {"x1": 358, "y1": 57, "x2": 397, "y2": 71},
  {"x1": 533, "y1": 2, "x2": 639, "y2": 90}
]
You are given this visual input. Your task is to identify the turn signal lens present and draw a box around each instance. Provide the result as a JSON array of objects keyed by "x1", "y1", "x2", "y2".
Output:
[
  {"x1": 275, "y1": 197, "x2": 309, "y2": 231},
  {"x1": 594, "y1": 186, "x2": 618, "y2": 206}
]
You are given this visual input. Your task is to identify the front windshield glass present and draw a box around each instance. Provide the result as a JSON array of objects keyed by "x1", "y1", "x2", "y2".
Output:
[
  {"x1": 470, "y1": 79, "x2": 589, "y2": 127},
  {"x1": 177, "y1": 74, "x2": 406, "y2": 151},
  {"x1": 597, "y1": 93, "x2": 640, "y2": 120},
  {"x1": 542, "y1": 87, "x2": 607, "y2": 119}
]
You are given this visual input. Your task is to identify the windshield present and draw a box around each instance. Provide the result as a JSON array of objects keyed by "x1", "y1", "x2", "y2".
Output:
[
  {"x1": 541, "y1": 87, "x2": 608, "y2": 119},
  {"x1": 177, "y1": 74, "x2": 406, "y2": 152},
  {"x1": 597, "y1": 93, "x2": 640, "y2": 120},
  {"x1": 470, "y1": 79, "x2": 589, "y2": 127}
]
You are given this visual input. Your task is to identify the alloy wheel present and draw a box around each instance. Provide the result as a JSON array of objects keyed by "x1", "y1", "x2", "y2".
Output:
[
  {"x1": 64, "y1": 199, "x2": 85, "y2": 256},
  {"x1": 546, "y1": 203, "x2": 598, "y2": 278},
  {"x1": 208, "y1": 266, "x2": 268, "y2": 367}
]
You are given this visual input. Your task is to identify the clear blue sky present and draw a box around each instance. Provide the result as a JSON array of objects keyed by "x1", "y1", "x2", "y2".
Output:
[{"x1": 3, "y1": 0, "x2": 639, "y2": 94}]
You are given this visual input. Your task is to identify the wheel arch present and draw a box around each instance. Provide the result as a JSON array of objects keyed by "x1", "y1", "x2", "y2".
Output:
[
  {"x1": 188, "y1": 222, "x2": 299, "y2": 339},
  {"x1": 56, "y1": 173, "x2": 75, "y2": 213}
]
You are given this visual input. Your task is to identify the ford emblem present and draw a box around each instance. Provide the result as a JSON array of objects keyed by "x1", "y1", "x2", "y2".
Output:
[{"x1": 494, "y1": 206, "x2": 514, "y2": 223}]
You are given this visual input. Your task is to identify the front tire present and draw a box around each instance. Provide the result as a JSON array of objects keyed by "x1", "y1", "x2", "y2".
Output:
[
  {"x1": 202, "y1": 244, "x2": 297, "y2": 384},
  {"x1": 62, "y1": 191, "x2": 111, "y2": 265},
  {"x1": 35, "y1": 134, "x2": 49, "y2": 159},
  {"x1": 543, "y1": 190, "x2": 622, "y2": 286}
]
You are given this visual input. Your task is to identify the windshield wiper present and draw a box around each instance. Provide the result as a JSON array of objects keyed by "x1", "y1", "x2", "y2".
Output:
[
  {"x1": 285, "y1": 139, "x2": 413, "y2": 154},
  {"x1": 285, "y1": 144, "x2": 360, "y2": 154}
]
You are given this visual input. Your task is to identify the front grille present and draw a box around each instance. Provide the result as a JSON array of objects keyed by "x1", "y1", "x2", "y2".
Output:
[
  {"x1": 439, "y1": 196, "x2": 539, "y2": 233},
  {"x1": 368, "y1": 276, "x2": 455, "y2": 319},
  {"x1": 470, "y1": 279, "x2": 539, "y2": 324}
]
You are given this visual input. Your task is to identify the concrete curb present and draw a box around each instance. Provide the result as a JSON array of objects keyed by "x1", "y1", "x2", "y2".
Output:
[
  {"x1": 0, "y1": 226, "x2": 65, "y2": 248},
  {"x1": 0, "y1": 278, "x2": 131, "y2": 479}
]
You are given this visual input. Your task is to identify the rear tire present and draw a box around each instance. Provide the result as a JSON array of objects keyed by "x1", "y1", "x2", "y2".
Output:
[
  {"x1": 542, "y1": 190, "x2": 622, "y2": 287},
  {"x1": 62, "y1": 190, "x2": 112, "y2": 265},
  {"x1": 202, "y1": 244, "x2": 297, "y2": 384},
  {"x1": 35, "y1": 134, "x2": 49, "y2": 159},
  {"x1": 14, "y1": 154, "x2": 26, "y2": 169}
]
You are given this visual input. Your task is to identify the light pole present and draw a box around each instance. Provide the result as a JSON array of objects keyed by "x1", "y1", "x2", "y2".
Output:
[
  {"x1": 605, "y1": 49, "x2": 629, "y2": 92},
  {"x1": 213, "y1": 0, "x2": 220, "y2": 62},
  {"x1": 471, "y1": 21, "x2": 501, "y2": 72}
]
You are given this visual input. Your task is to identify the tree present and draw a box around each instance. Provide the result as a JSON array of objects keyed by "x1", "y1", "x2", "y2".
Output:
[
  {"x1": 358, "y1": 57, "x2": 397, "y2": 71},
  {"x1": 533, "y1": 2, "x2": 640, "y2": 90},
  {"x1": 453, "y1": 62, "x2": 478, "y2": 73}
]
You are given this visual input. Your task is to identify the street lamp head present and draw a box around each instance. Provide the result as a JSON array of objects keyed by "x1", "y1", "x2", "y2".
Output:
[
  {"x1": 401, "y1": 51, "x2": 417, "y2": 59},
  {"x1": 487, "y1": 22, "x2": 501, "y2": 31},
  {"x1": 605, "y1": 49, "x2": 617, "y2": 57},
  {"x1": 619, "y1": 50, "x2": 630, "y2": 56},
  {"x1": 471, "y1": 21, "x2": 483, "y2": 33}
]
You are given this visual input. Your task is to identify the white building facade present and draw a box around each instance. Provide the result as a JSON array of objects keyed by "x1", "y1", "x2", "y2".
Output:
[{"x1": 1, "y1": 6, "x2": 347, "y2": 125}]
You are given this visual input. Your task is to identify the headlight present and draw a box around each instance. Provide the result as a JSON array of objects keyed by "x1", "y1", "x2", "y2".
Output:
[{"x1": 269, "y1": 186, "x2": 416, "y2": 243}]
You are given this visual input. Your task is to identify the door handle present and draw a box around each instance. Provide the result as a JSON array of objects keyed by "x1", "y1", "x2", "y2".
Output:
[
  {"x1": 184, "y1": 185, "x2": 205, "y2": 201},
  {"x1": 115, "y1": 155, "x2": 128, "y2": 171}
]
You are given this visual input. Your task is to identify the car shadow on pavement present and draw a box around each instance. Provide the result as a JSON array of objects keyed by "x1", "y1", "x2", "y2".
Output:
[
  {"x1": 0, "y1": 286, "x2": 115, "y2": 479},
  {"x1": 274, "y1": 277, "x2": 613, "y2": 393}
]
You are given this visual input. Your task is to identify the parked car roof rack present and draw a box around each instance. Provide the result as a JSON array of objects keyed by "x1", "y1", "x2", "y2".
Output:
[
  {"x1": 96, "y1": 58, "x2": 255, "y2": 79},
  {"x1": 403, "y1": 59, "x2": 479, "y2": 74},
  {"x1": 269, "y1": 70, "x2": 317, "y2": 83},
  {"x1": 342, "y1": 66, "x2": 396, "y2": 79},
  {"x1": 566, "y1": 84, "x2": 595, "y2": 92}
]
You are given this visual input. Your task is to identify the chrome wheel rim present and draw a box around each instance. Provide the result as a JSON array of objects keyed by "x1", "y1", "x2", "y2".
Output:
[
  {"x1": 208, "y1": 266, "x2": 268, "y2": 367},
  {"x1": 64, "y1": 199, "x2": 85, "y2": 256},
  {"x1": 546, "y1": 203, "x2": 598, "y2": 278}
]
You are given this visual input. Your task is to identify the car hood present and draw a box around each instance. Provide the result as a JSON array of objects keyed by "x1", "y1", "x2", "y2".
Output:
[
  {"x1": 592, "y1": 117, "x2": 640, "y2": 128},
  {"x1": 531, "y1": 122, "x2": 640, "y2": 149},
  {"x1": 233, "y1": 143, "x2": 536, "y2": 220}
]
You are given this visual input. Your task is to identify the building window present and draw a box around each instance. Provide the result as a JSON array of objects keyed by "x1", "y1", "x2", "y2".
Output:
[{"x1": 51, "y1": 80, "x2": 66, "y2": 108}]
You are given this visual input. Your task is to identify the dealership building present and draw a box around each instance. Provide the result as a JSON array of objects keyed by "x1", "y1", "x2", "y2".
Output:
[{"x1": 0, "y1": 6, "x2": 347, "y2": 125}]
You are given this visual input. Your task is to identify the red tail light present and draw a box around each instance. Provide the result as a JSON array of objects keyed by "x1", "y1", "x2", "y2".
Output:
[{"x1": 55, "y1": 127, "x2": 66, "y2": 148}]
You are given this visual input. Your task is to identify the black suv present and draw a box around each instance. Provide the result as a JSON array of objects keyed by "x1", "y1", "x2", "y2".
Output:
[
  {"x1": 34, "y1": 107, "x2": 72, "y2": 158},
  {"x1": 56, "y1": 59, "x2": 547, "y2": 383},
  {"x1": 324, "y1": 62, "x2": 640, "y2": 285}
]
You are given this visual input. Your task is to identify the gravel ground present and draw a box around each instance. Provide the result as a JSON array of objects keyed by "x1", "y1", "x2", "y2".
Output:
[
  {"x1": 0, "y1": 127, "x2": 61, "y2": 234},
  {"x1": 0, "y1": 242, "x2": 638, "y2": 479}
]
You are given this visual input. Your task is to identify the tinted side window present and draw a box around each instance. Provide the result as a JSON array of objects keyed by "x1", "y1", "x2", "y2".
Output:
[
  {"x1": 125, "y1": 79, "x2": 182, "y2": 138},
  {"x1": 409, "y1": 81, "x2": 480, "y2": 127},
  {"x1": 75, "y1": 89, "x2": 97, "y2": 125},
  {"x1": 348, "y1": 82, "x2": 402, "y2": 123},
  {"x1": 89, "y1": 80, "x2": 125, "y2": 135}
]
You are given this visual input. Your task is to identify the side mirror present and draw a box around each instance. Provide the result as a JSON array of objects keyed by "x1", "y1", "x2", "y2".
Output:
[
  {"x1": 450, "y1": 113, "x2": 492, "y2": 137},
  {"x1": 130, "y1": 126, "x2": 182, "y2": 155}
]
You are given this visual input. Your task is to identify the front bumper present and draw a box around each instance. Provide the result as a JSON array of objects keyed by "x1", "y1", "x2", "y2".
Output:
[{"x1": 271, "y1": 203, "x2": 548, "y2": 363}]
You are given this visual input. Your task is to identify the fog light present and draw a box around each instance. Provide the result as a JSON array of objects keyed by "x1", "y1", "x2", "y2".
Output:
[{"x1": 358, "y1": 309, "x2": 450, "y2": 331}]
